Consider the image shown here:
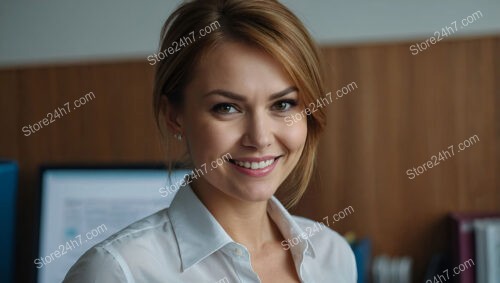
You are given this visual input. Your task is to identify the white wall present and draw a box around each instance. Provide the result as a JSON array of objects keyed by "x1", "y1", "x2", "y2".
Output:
[{"x1": 0, "y1": 0, "x2": 499, "y2": 68}]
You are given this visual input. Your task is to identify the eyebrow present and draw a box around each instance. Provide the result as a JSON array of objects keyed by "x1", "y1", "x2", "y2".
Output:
[{"x1": 202, "y1": 86, "x2": 298, "y2": 101}]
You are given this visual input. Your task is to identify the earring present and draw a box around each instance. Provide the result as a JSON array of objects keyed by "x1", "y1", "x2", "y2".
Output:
[{"x1": 174, "y1": 133, "x2": 183, "y2": 141}]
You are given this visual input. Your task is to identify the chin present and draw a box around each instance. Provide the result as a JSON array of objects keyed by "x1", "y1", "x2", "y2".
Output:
[{"x1": 227, "y1": 179, "x2": 282, "y2": 203}]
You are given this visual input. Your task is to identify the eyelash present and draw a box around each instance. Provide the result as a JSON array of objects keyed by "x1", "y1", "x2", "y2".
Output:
[
  {"x1": 211, "y1": 103, "x2": 239, "y2": 114},
  {"x1": 211, "y1": 99, "x2": 298, "y2": 114},
  {"x1": 273, "y1": 99, "x2": 298, "y2": 111}
]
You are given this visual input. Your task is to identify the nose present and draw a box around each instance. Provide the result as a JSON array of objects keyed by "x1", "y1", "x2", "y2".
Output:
[{"x1": 241, "y1": 110, "x2": 273, "y2": 149}]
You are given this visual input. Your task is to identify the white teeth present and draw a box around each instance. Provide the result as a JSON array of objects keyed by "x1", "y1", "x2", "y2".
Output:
[{"x1": 234, "y1": 158, "x2": 275, "y2": 169}]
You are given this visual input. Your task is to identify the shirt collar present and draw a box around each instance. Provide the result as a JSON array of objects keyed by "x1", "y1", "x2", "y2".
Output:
[
  {"x1": 267, "y1": 196, "x2": 316, "y2": 260},
  {"x1": 168, "y1": 183, "x2": 316, "y2": 272},
  {"x1": 168, "y1": 183, "x2": 233, "y2": 271}
]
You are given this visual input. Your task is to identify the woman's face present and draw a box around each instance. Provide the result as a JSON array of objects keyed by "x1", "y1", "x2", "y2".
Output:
[{"x1": 172, "y1": 41, "x2": 307, "y2": 203}]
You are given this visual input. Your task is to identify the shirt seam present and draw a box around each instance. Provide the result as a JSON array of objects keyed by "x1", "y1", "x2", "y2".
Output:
[{"x1": 100, "y1": 219, "x2": 169, "y2": 248}]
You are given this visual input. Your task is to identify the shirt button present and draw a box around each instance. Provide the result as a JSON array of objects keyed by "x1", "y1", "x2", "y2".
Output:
[{"x1": 234, "y1": 248, "x2": 243, "y2": 257}]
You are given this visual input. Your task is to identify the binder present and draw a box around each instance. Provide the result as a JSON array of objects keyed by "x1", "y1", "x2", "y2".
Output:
[
  {"x1": 473, "y1": 219, "x2": 500, "y2": 283},
  {"x1": 450, "y1": 212, "x2": 500, "y2": 283},
  {"x1": 351, "y1": 238, "x2": 371, "y2": 283},
  {"x1": 0, "y1": 160, "x2": 18, "y2": 283}
]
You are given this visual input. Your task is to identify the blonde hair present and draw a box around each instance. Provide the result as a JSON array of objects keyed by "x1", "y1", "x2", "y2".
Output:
[{"x1": 153, "y1": 0, "x2": 326, "y2": 208}]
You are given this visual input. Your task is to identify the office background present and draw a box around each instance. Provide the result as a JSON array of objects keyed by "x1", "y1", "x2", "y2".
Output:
[{"x1": 1, "y1": 0, "x2": 499, "y2": 282}]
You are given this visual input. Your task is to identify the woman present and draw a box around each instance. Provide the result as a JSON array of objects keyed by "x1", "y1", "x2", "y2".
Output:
[{"x1": 64, "y1": 0, "x2": 356, "y2": 282}]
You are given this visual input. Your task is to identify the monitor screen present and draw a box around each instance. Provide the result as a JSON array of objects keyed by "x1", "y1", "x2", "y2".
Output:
[{"x1": 36, "y1": 165, "x2": 190, "y2": 283}]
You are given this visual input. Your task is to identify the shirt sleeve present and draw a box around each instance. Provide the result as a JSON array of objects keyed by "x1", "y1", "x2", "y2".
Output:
[{"x1": 63, "y1": 246, "x2": 128, "y2": 283}]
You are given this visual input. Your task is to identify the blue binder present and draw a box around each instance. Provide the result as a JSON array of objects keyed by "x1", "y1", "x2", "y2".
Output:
[
  {"x1": 0, "y1": 161, "x2": 18, "y2": 283},
  {"x1": 351, "y1": 238, "x2": 372, "y2": 283}
]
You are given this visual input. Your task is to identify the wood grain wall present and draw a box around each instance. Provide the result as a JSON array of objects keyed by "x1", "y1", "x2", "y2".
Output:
[
  {"x1": 295, "y1": 36, "x2": 500, "y2": 282},
  {"x1": 1, "y1": 36, "x2": 498, "y2": 282}
]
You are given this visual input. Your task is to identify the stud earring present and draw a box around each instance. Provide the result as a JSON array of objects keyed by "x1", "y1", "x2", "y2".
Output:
[{"x1": 174, "y1": 133, "x2": 183, "y2": 141}]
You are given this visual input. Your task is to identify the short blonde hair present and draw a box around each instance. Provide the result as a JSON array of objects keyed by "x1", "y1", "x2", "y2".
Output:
[{"x1": 153, "y1": 0, "x2": 326, "y2": 208}]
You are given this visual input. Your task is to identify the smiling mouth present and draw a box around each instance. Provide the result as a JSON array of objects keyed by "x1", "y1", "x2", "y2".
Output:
[{"x1": 229, "y1": 157, "x2": 280, "y2": 170}]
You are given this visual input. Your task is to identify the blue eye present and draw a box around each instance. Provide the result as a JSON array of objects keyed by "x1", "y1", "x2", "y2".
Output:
[
  {"x1": 212, "y1": 103, "x2": 238, "y2": 114},
  {"x1": 273, "y1": 99, "x2": 297, "y2": 111}
]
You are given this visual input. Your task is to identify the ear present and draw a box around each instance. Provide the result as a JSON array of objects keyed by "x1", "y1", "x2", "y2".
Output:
[{"x1": 160, "y1": 96, "x2": 183, "y2": 134}]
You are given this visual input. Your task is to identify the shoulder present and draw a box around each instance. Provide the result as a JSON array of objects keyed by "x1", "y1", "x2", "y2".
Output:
[
  {"x1": 292, "y1": 215, "x2": 357, "y2": 282},
  {"x1": 98, "y1": 207, "x2": 172, "y2": 248},
  {"x1": 63, "y1": 245, "x2": 127, "y2": 283},
  {"x1": 64, "y1": 208, "x2": 175, "y2": 283}
]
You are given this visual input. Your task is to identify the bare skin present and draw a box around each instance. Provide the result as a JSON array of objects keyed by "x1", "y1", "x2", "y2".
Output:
[{"x1": 248, "y1": 221, "x2": 301, "y2": 283}]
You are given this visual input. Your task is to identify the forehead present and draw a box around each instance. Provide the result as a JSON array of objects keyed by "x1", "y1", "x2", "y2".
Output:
[{"x1": 188, "y1": 41, "x2": 294, "y2": 96}]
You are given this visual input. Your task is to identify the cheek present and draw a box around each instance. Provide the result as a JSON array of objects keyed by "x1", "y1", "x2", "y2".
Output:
[
  {"x1": 184, "y1": 115, "x2": 237, "y2": 165},
  {"x1": 279, "y1": 118, "x2": 308, "y2": 154}
]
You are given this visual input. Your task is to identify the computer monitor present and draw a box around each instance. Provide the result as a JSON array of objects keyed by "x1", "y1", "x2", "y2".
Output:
[{"x1": 35, "y1": 164, "x2": 191, "y2": 283}]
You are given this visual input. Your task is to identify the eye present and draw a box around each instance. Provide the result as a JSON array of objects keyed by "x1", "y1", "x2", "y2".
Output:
[
  {"x1": 212, "y1": 103, "x2": 239, "y2": 114},
  {"x1": 272, "y1": 99, "x2": 297, "y2": 111}
]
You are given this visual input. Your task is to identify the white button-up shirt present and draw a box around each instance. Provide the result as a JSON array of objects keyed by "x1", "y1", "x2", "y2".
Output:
[{"x1": 63, "y1": 184, "x2": 357, "y2": 283}]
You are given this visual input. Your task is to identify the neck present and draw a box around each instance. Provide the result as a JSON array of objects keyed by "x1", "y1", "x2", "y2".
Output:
[{"x1": 190, "y1": 178, "x2": 283, "y2": 251}]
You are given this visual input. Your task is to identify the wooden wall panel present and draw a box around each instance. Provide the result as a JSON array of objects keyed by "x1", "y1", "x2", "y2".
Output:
[
  {"x1": 0, "y1": 36, "x2": 498, "y2": 282},
  {"x1": 0, "y1": 71, "x2": 20, "y2": 159},
  {"x1": 294, "y1": 37, "x2": 499, "y2": 282},
  {"x1": 0, "y1": 61, "x2": 180, "y2": 282}
]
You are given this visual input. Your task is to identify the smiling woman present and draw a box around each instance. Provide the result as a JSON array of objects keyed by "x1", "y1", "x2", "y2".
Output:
[{"x1": 63, "y1": 0, "x2": 357, "y2": 282}]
